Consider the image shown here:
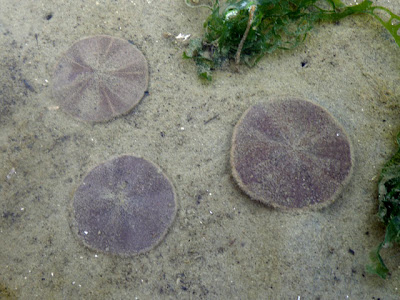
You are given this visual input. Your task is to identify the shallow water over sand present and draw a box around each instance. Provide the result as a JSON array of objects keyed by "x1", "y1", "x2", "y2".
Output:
[{"x1": 0, "y1": 0, "x2": 399, "y2": 298}]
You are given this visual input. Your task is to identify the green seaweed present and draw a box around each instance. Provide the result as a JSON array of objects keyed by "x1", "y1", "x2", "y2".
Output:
[
  {"x1": 367, "y1": 132, "x2": 400, "y2": 279},
  {"x1": 184, "y1": 0, "x2": 400, "y2": 80}
]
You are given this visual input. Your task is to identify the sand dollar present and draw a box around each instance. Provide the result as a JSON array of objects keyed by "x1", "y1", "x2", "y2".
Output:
[
  {"x1": 52, "y1": 35, "x2": 148, "y2": 122},
  {"x1": 231, "y1": 98, "x2": 353, "y2": 209},
  {"x1": 71, "y1": 155, "x2": 176, "y2": 255}
]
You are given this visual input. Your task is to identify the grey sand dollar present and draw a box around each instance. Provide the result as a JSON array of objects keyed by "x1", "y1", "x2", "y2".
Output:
[
  {"x1": 52, "y1": 35, "x2": 148, "y2": 122},
  {"x1": 72, "y1": 155, "x2": 176, "y2": 255},
  {"x1": 231, "y1": 98, "x2": 353, "y2": 209}
]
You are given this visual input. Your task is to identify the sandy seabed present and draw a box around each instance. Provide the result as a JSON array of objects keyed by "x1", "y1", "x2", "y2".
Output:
[{"x1": 1, "y1": 0, "x2": 400, "y2": 299}]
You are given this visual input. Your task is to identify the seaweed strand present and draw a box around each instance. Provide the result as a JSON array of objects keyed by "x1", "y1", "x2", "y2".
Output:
[{"x1": 235, "y1": 4, "x2": 256, "y2": 65}]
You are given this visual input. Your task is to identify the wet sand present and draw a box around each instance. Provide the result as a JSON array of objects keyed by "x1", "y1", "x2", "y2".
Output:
[{"x1": 1, "y1": 0, "x2": 399, "y2": 298}]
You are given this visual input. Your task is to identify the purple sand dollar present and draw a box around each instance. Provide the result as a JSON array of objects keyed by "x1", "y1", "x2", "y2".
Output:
[
  {"x1": 72, "y1": 155, "x2": 176, "y2": 255},
  {"x1": 52, "y1": 35, "x2": 148, "y2": 122},
  {"x1": 231, "y1": 98, "x2": 353, "y2": 209}
]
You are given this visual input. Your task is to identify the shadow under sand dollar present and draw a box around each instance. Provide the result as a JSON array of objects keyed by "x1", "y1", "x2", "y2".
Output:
[
  {"x1": 52, "y1": 35, "x2": 148, "y2": 122},
  {"x1": 71, "y1": 155, "x2": 177, "y2": 256},
  {"x1": 231, "y1": 98, "x2": 354, "y2": 210}
]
